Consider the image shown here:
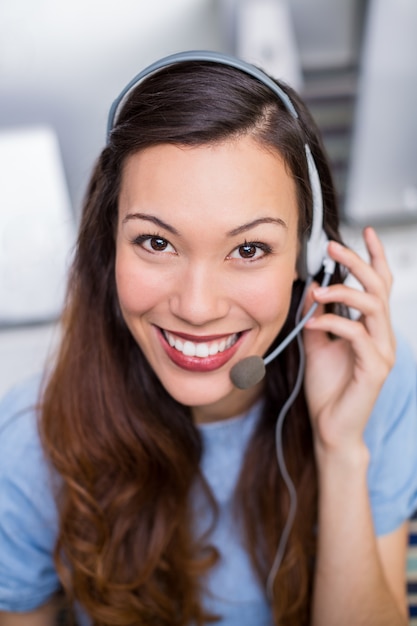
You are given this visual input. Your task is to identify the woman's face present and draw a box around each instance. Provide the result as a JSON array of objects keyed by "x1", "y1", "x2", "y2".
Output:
[{"x1": 115, "y1": 136, "x2": 299, "y2": 423}]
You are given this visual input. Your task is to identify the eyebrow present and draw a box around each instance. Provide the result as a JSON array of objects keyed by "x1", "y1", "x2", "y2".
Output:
[
  {"x1": 226, "y1": 217, "x2": 287, "y2": 237},
  {"x1": 122, "y1": 212, "x2": 180, "y2": 235},
  {"x1": 122, "y1": 212, "x2": 287, "y2": 237}
]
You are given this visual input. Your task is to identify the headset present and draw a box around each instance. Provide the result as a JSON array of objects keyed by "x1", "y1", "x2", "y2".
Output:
[
  {"x1": 107, "y1": 50, "x2": 337, "y2": 600},
  {"x1": 106, "y1": 50, "x2": 336, "y2": 389}
]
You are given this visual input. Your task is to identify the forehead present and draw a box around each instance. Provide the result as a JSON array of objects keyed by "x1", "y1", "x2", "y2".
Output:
[{"x1": 118, "y1": 137, "x2": 299, "y2": 230}]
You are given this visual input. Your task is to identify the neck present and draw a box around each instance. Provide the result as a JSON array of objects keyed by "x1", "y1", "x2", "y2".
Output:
[{"x1": 191, "y1": 382, "x2": 264, "y2": 424}]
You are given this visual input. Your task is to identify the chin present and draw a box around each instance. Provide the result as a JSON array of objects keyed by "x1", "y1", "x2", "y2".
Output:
[{"x1": 157, "y1": 370, "x2": 237, "y2": 411}]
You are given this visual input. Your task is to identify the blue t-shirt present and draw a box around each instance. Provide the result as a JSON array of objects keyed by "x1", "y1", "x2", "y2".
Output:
[{"x1": 1, "y1": 335, "x2": 417, "y2": 624}]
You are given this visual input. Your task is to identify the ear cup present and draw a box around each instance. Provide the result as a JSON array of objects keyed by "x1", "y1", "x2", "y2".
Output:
[{"x1": 304, "y1": 144, "x2": 329, "y2": 277}]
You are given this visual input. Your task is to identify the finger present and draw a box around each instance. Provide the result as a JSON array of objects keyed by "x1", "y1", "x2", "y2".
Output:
[
  {"x1": 363, "y1": 226, "x2": 393, "y2": 293},
  {"x1": 302, "y1": 280, "x2": 318, "y2": 316},
  {"x1": 327, "y1": 240, "x2": 390, "y2": 299},
  {"x1": 302, "y1": 283, "x2": 332, "y2": 355},
  {"x1": 312, "y1": 284, "x2": 388, "y2": 319},
  {"x1": 304, "y1": 313, "x2": 395, "y2": 374},
  {"x1": 311, "y1": 282, "x2": 395, "y2": 358},
  {"x1": 312, "y1": 283, "x2": 393, "y2": 342}
]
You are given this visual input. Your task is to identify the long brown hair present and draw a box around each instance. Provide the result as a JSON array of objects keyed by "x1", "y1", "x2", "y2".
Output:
[{"x1": 40, "y1": 60, "x2": 344, "y2": 625}]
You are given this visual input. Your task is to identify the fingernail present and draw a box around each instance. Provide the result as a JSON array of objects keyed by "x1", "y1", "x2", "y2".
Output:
[{"x1": 313, "y1": 287, "x2": 328, "y2": 296}]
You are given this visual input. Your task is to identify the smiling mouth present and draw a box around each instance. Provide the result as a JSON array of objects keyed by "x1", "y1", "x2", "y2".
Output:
[{"x1": 162, "y1": 329, "x2": 240, "y2": 358}]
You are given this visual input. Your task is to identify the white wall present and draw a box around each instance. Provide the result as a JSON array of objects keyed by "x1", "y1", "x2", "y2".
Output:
[{"x1": 0, "y1": 0, "x2": 222, "y2": 213}]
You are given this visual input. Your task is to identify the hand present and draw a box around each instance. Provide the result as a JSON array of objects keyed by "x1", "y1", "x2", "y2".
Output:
[{"x1": 302, "y1": 227, "x2": 396, "y2": 456}]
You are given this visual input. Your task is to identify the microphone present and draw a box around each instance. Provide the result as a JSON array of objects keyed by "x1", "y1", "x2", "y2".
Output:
[
  {"x1": 229, "y1": 304, "x2": 317, "y2": 389},
  {"x1": 230, "y1": 263, "x2": 335, "y2": 390},
  {"x1": 230, "y1": 355, "x2": 266, "y2": 390}
]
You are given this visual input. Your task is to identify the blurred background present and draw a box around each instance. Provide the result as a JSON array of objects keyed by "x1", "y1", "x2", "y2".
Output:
[{"x1": 1, "y1": 0, "x2": 417, "y2": 396}]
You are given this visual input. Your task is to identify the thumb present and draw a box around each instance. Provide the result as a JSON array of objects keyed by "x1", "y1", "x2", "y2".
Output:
[
  {"x1": 302, "y1": 283, "x2": 329, "y2": 355},
  {"x1": 302, "y1": 280, "x2": 318, "y2": 317}
]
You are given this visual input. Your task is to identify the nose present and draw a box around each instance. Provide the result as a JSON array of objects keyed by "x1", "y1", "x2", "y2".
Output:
[{"x1": 169, "y1": 261, "x2": 230, "y2": 327}]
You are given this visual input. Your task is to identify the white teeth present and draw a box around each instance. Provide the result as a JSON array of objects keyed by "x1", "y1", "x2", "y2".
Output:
[
  {"x1": 183, "y1": 341, "x2": 196, "y2": 357},
  {"x1": 164, "y1": 330, "x2": 238, "y2": 358},
  {"x1": 195, "y1": 343, "x2": 209, "y2": 357},
  {"x1": 209, "y1": 342, "x2": 219, "y2": 356}
]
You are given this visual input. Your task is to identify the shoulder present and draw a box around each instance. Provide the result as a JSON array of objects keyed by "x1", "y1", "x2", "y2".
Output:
[
  {"x1": 365, "y1": 334, "x2": 417, "y2": 535},
  {"x1": 0, "y1": 374, "x2": 44, "y2": 452},
  {"x1": 381, "y1": 333, "x2": 415, "y2": 401},
  {"x1": 366, "y1": 333, "x2": 416, "y2": 441},
  {"x1": 0, "y1": 374, "x2": 60, "y2": 611},
  {"x1": 0, "y1": 375, "x2": 51, "y2": 489}
]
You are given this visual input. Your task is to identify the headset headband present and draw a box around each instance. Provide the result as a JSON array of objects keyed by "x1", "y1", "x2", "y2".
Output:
[
  {"x1": 106, "y1": 50, "x2": 299, "y2": 140},
  {"x1": 106, "y1": 50, "x2": 328, "y2": 278}
]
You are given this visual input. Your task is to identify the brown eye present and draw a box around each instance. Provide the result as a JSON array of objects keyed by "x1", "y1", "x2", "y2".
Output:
[
  {"x1": 133, "y1": 234, "x2": 176, "y2": 255},
  {"x1": 150, "y1": 236, "x2": 168, "y2": 251},
  {"x1": 229, "y1": 241, "x2": 272, "y2": 261},
  {"x1": 238, "y1": 243, "x2": 257, "y2": 258}
]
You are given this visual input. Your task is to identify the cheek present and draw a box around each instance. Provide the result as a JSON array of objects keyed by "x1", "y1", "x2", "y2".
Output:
[
  {"x1": 234, "y1": 269, "x2": 296, "y2": 327},
  {"x1": 115, "y1": 251, "x2": 166, "y2": 316}
]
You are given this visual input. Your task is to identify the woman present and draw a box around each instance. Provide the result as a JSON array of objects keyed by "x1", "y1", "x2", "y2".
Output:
[{"x1": 1, "y1": 52, "x2": 416, "y2": 626}]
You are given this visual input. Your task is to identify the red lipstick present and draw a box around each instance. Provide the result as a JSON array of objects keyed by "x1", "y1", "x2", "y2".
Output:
[{"x1": 157, "y1": 328, "x2": 244, "y2": 372}]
